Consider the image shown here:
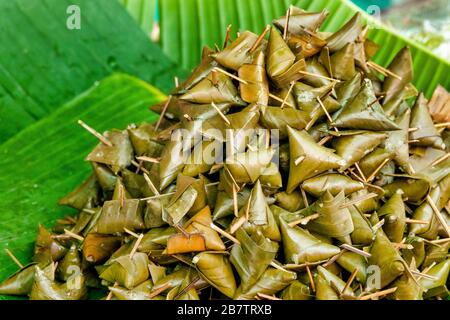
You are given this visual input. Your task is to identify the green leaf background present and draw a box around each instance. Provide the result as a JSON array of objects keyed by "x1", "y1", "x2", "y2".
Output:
[
  {"x1": 0, "y1": 0, "x2": 186, "y2": 143},
  {"x1": 0, "y1": 0, "x2": 449, "y2": 299}
]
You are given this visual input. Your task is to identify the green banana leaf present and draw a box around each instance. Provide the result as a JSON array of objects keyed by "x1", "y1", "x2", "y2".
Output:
[{"x1": 0, "y1": 0, "x2": 185, "y2": 143}]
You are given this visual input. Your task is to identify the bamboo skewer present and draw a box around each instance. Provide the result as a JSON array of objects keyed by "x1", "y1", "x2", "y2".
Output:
[
  {"x1": 223, "y1": 24, "x2": 232, "y2": 49},
  {"x1": 106, "y1": 282, "x2": 119, "y2": 300},
  {"x1": 269, "y1": 93, "x2": 295, "y2": 108},
  {"x1": 4, "y1": 249, "x2": 23, "y2": 269},
  {"x1": 232, "y1": 184, "x2": 239, "y2": 218},
  {"x1": 270, "y1": 261, "x2": 290, "y2": 273},
  {"x1": 129, "y1": 233, "x2": 144, "y2": 259},
  {"x1": 64, "y1": 229, "x2": 84, "y2": 241},
  {"x1": 367, "y1": 61, "x2": 402, "y2": 80},
  {"x1": 431, "y1": 152, "x2": 450, "y2": 167},
  {"x1": 136, "y1": 156, "x2": 160, "y2": 164},
  {"x1": 210, "y1": 223, "x2": 240, "y2": 245},
  {"x1": 359, "y1": 287, "x2": 397, "y2": 300},
  {"x1": 354, "y1": 163, "x2": 367, "y2": 182},
  {"x1": 295, "y1": 155, "x2": 306, "y2": 166},
  {"x1": 405, "y1": 218, "x2": 429, "y2": 225},
  {"x1": 211, "y1": 101, "x2": 231, "y2": 126},
  {"x1": 149, "y1": 282, "x2": 171, "y2": 299},
  {"x1": 371, "y1": 219, "x2": 385, "y2": 233},
  {"x1": 230, "y1": 216, "x2": 246, "y2": 234},
  {"x1": 283, "y1": 6, "x2": 292, "y2": 40},
  {"x1": 430, "y1": 238, "x2": 450, "y2": 244},
  {"x1": 408, "y1": 122, "x2": 450, "y2": 132},
  {"x1": 280, "y1": 81, "x2": 295, "y2": 109},
  {"x1": 256, "y1": 293, "x2": 282, "y2": 300},
  {"x1": 340, "y1": 244, "x2": 371, "y2": 258},
  {"x1": 77, "y1": 120, "x2": 112, "y2": 147},
  {"x1": 318, "y1": 135, "x2": 333, "y2": 146},
  {"x1": 368, "y1": 95, "x2": 384, "y2": 108},
  {"x1": 213, "y1": 67, "x2": 248, "y2": 84},
  {"x1": 342, "y1": 269, "x2": 358, "y2": 294},
  {"x1": 250, "y1": 25, "x2": 271, "y2": 53},
  {"x1": 155, "y1": 96, "x2": 172, "y2": 131},
  {"x1": 124, "y1": 228, "x2": 140, "y2": 238},
  {"x1": 306, "y1": 265, "x2": 315, "y2": 292},
  {"x1": 322, "y1": 250, "x2": 346, "y2": 267},
  {"x1": 426, "y1": 195, "x2": 450, "y2": 237},
  {"x1": 300, "y1": 188, "x2": 309, "y2": 207},
  {"x1": 288, "y1": 213, "x2": 320, "y2": 227},
  {"x1": 316, "y1": 97, "x2": 334, "y2": 125},
  {"x1": 143, "y1": 173, "x2": 160, "y2": 196},
  {"x1": 410, "y1": 270, "x2": 438, "y2": 281},
  {"x1": 245, "y1": 193, "x2": 252, "y2": 221},
  {"x1": 366, "y1": 158, "x2": 390, "y2": 182},
  {"x1": 340, "y1": 193, "x2": 378, "y2": 209},
  {"x1": 299, "y1": 70, "x2": 341, "y2": 82}
]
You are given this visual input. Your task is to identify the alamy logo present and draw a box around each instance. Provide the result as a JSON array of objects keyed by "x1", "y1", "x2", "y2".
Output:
[{"x1": 66, "y1": 5, "x2": 81, "y2": 30}]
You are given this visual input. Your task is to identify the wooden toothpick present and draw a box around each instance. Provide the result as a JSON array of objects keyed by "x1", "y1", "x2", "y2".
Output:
[
  {"x1": 427, "y1": 195, "x2": 450, "y2": 237},
  {"x1": 149, "y1": 282, "x2": 171, "y2": 298},
  {"x1": 340, "y1": 244, "x2": 371, "y2": 258},
  {"x1": 366, "y1": 158, "x2": 390, "y2": 182},
  {"x1": 295, "y1": 155, "x2": 306, "y2": 166},
  {"x1": 64, "y1": 229, "x2": 84, "y2": 242},
  {"x1": 4, "y1": 249, "x2": 23, "y2": 269},
  {"x1": 210, "y1": 223, "x2": 240, "y2": 245},
  {"x1": 342, "y1": 268, "x2": 358, "y2": 294},
  {"x1": 280, "y1": 81, "x2": 295, "y2": 109},
  {"x1": 249, "y1": 25, "x2": 271, "y2": 53},
  {"x1": 299, "y1": 70, "x2": 341, "y2": 82},
  {"x1": 283, "y1": 6, "x2": 292, "y2": 40},
  {"x1": 124, "y1": 228, "x2": 140, "y2": 238},
  {"x1": 371, "y1": 219, "x2": 385, "y2": 233},
  {"x1": 143, "y1": 172, "x2": 160, "y2": 196},
  {"x1": 129, "y1": 233, "x2": 144, "y2": 259},
  {"x1": 306, "y1": 265, "x2": 315, "y2": 292},
  {"x1": 434, "y1": 122, "x2": 450, "y2": 128},
  {"x1": 359, "y1": 287, "x2": 397, "y2": 300},
  {"x1": 213, "y1": 67, "x2": 248, "y2": 84},
  {"x1": 318, "y1": 135, "x2": 333, "y2": 146},
  {"x1": 230, "y1": 216, "x2": 246, "y2": 234},
  {"x1": 270, "y1": 261, "x2": 290, "y2": 273},
  {"x1": 211, "y1": 102, "x2": 231, "y2": 126},
  {"x1": 288, "y1": 213, "x2": 320, "y2": 227},
  {"x1": 223, "y1": 24, "x2": 232, "y2": 49},
  {"x1": 354, "y1": 163, "x2": 367, "y2": 182},
  {"x1": 256, "y1": 293, "x2": 282, "y2": 300},
  {"x1": 316, "y1": 96, "x2": 334, "y2": 125},
  {"x1": 405, "y1": 218, "x2": 429, "y2": 225},
  {"x1": 431, "y1": 152, "x2": 450, "y2": 167},
  {"x1": 232, "y1": 184, "x2": 239, "y2": 217},
  {"x1": 367, "y1": 61, "x2": 402, "y2": 80},
  {"x1": 78, "y1": 120, "x2": 112, "y2": 147},
  {"x1": 269, "y1": 93, "x2": 295, "y2": 108},
  {"x1": 155, "y1": 95, "x2": 172, "y2": 131},
  {"x1": 340, "y1": 193, "x2": 378, "y2": 209},
  {"x1": 300, "y1": 188, "x2": 309, "y2": 208},
  {"x1": 136, "y1": 156, "x2": 160, "y2": 164}
]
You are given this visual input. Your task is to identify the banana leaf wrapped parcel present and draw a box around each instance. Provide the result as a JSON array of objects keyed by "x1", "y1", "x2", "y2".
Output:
[{"x1": 2, "y1": 6, "x2": 450, "y2": 301}]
